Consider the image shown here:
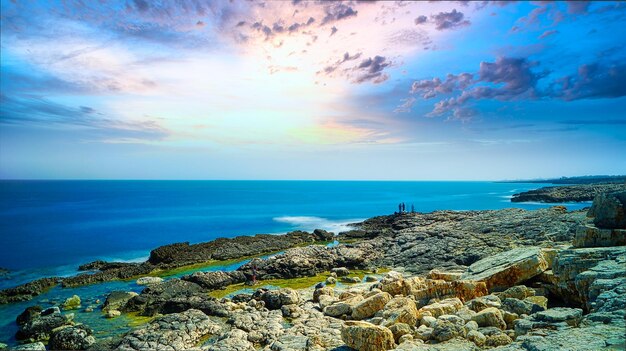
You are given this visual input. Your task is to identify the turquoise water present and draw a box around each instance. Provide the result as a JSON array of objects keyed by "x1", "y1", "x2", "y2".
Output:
[{"x1": 0, "y1": 180, "x2": 590, "y2": 345}]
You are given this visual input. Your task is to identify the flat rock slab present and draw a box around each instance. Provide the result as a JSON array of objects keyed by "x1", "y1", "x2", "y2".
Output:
[{"x1": 460, "y1": 247, "x2": 550, "y2": 290}]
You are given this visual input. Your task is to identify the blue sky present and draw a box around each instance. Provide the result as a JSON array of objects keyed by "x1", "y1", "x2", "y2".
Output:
[{"x1": 1, "y1": 0, "x2": 625, "y2": 180}]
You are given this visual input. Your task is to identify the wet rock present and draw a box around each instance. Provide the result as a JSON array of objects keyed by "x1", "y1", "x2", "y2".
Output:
[
  {"x1": 106, "y1": 310, "x2": 121, "y2": 318},
  {"x1": 16, "y1": 306, "x2": 43, "y2": 326},
  {"x1": 331, "y1": 267, "x2": 350, "y2": 277},
  {"x1": 0, "y1": 277, "x2": 60, "y2": 304},
  {"x1": 62, "y1": 295, "x2": 81, "y2": 310},
  {"x1": 16, "y1": 311, "x2": 74, "y2": 341},
  {"x1": 365, "y1": 276, "x2": 378, "y2": 282},
  {"x1": 49, "y1": 325, "x2": 95, "y2": 350},
  {"x1": 341, "y1": 321, "x2": 395, "y2": 351},
  {"x1": 116, "y1": 309, "x2": 220, "y2": 351},
  {"x1": 12, "y1": 342, "x2": 46, "y2": 350},
  {"x1": 341, "y1": 276, "x2": 361, "y2": 284},
  {"x1": 102, "y1": 291, "x2": 138, "y2": 312}
]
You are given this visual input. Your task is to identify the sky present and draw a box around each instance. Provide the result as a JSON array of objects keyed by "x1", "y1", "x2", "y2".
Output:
[{"x1": 0, "y1": 0, "x2": 625, "y2": 180}]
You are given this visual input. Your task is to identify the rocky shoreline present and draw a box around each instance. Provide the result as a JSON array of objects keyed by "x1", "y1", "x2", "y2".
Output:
[
  {"x1": 511, "y1": 182, "x2": 625, "y2": 203},
  {"x1": 0, "y1": 230, "x2": 334, "y2": 304},
  {"x1": 1, "y1": 190, "x2": 625, "y2": 350}
]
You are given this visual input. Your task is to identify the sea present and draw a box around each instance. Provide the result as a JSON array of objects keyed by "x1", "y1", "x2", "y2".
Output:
[{"x1": 0, "y1": 180, "x2": 590, "y2": 344}]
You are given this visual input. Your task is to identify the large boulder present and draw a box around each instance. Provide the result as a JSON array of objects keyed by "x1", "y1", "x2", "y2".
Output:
[
  {"x1": 460, "y1": 247, "x2": 551, "y2": 290},
  {"x1": 341, "y1": 321, "x2": 395, "y2": 351},
  {"x1": 48, "y1": 325, "x2": 95, "y2": 350},
  {"x1": 471, "y1": 307, "x2": 506, "y2": 329},
  {"x1": 16, "y1": 306, "x2": 43, "y2": 326},
  {"x1": 352, "y1": 292, "x2": 392, "y2": 320},
  {"x1": 254, "y1": 288, "x2": 300, "y2": 310},
  {"x1": 102, "y1": 291, "x2": 138, "y2": 312},
  {"x1": 587, "y1": 191, "x2": 626, "y2": 229}
]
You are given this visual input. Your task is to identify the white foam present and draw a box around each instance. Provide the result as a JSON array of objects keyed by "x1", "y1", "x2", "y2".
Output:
[{"x1": 273, "y1": 216, "x2": 363, "y2": 234}]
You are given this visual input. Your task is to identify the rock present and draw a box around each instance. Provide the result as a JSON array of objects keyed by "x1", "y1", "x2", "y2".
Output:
[
  {"x1": 460, "y1": 247, "x2": 551, "y2": 290},
  {"x1": 501, "y1": 297, "x2": 544, "y2": 315},
  {"x1": 11, "y1": 342, "x2": 46, "y2": 350},
  {"x1": 352, "y1": 292, "x2": 392, "y2": 320},
  {"x1": 428, "y1": 269, "x2": 463, "y2": 281},
  {"x1": 49, "y1": 325, "x2": 95, "y2": 350},
  {"x1": 419, "y1": 298, "x2": 463, "y2": 318},
  {"x1": 326, "y1": 276, "x2": 337, "y2": 284},
  {"x1": 0, "y1": 342, "x2": 6, "y2": 350},
  {"x1": 381, "y1": 297, "x2": 419, "y2": 326},
  {"x1": 466, "y1": 330, "x2": 486, "y2": 346},
  {"x1": 421, "y1": 316, "x2": 437, "y2": 328},
  {"x1": 467, "y1": 295, "x2": 501, "y2": 312},
  {"x1": 254, "y1": 288, "x2": 300, "y2": 310},
  {"x1": 587, "y1": 191, "x2": 626, "y2": 229},
  {"x1": 16, "y1": 306, "x2": 43, "y2": 326},
  {"x1": 471, "y1": 307, "x2": 506, "y2": 329},
  {"x1": 182, "y1": 270, "x2": 245, "y2": 290},
  {"x1": 532, "y1": 307, "x2": 583, "y2": 326},
  {"x1": 342, "y1": 276, "x2": 362, "y2": 284},
  {"x1": 432, "y1": 319, "x2": 465, "y2": 342},
  {"x1": 313, "y1": 286, "x2": 334, "y2": 302},
  {"x1": 574, "y1": 224, "x2": 626, "y2": 248},
  {"x1": 16, "y1": 311, "x2": 74, "y2": 341},
  {"x1": 116, "y1": 309, "x2": 221, "y2": 351},
  {"x1": 414, "y1": 325, "x2": 433, "y2": 341},
  {"x1": 106, "y1": 310, "x2": 121, "y2": 318},
  {"x1": 494, "y1": 285, "x2": 536, "y2": 300},
  {"x1": 0, "y1": 277, "x2": 59, "y2": 304},
  {"x1": 313, "y1": 229, "x2": 334, "y2": 241},
  {"x1": 331, "y1": 267, "x2": 350, "y2": 277},
  {"x1": 84, "y1": 307, "x2": 93, "y2": 313},
  {"x1": 511, "y1": 183, "x2": 625, "y2": 203},
  {"x1": 525, "y1": 295, "x2": 548, "y2": 309},
  {"x1": 102, "y1": 291, "x2": 138, "y2": 312},
  {"x1": 464, "y1": 320, "x2": 478, "y2": 332},
  {"x1": 62, "y1": 295, "x2": 81, "y2": 310},
  {"x1": 341, "y1": 321, "x2": 395, "y2": 351},
  {"x1": 365, "y1": 276, "x2": 378, "y2": 282},
  {"x1": 41, "y1": 307, "x2": 60, "y2": 316},
  {"x1": 136, "y1": 276, "x2": 164, "y2": 285},
  {"x1": 485, "y1": 332, "x2": 512, "y2": 347},
  {"x1": 388, "y1": 323, "x2": 412, "y2": 343}
]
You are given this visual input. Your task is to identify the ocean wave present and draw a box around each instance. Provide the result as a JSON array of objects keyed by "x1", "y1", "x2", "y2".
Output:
[{"x1": 273, "y1": 216, "x2": 363, "y2": 234}]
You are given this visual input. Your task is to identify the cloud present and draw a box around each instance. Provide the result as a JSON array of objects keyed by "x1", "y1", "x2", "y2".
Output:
[
  {"x1": 560, "y1": 119, "x2": 626, "y2": 125},
  {"x1": 552, "y1": 63, "x2": 626, "y2": 100},
  {"x1": 414, "y1": 15, "x2": 428, "y2": 25},
  {"x1": 409, "y1": 57, "x2": 547, "y2": 118},
  {"x1": 320, "y1": 3, "x2": 358, "y2": 25},
  {"x1": 0, "y1": 94, "x2": 169, "y2": 142},
  {"x1": 538, "y1": 30, "x2": 558, "y2": 39},
  {"x1": 431, "y1": 9, "x2": 470, "y2": 30},
  {"x1": 353, "y1": 56, "x2": 391, "y2": 84}
]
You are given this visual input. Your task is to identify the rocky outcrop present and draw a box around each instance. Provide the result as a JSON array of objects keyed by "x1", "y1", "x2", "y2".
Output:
[
  {"x1": 587, "y1": 191, "x2": 626, "y2": 229},
  {"x1": 511, "y1": 183, "x2": 625, "y2": 203},
  {"x1": 148, "y1": 230, "x2": 332, "y2": 268},
  {"x1": 115, "y1": 309, "x2": 221, "y2": 351},
  {"x1": 62, "y1": 263, "x2": 154, "y2": 288},
  {"x1": 0, "y1": 277, "x2": 60, "y2": 304},
  {"x1": 356, "y1": 207, "x2": 585, "y2": 275},
  {"x1": 460, "y1": 247, "x2": 552, "y2": 290}
]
